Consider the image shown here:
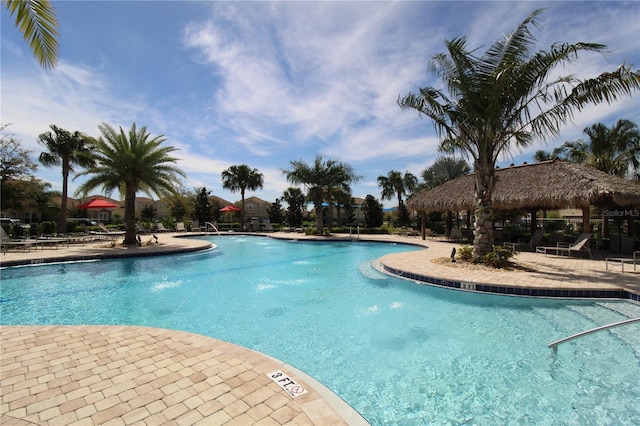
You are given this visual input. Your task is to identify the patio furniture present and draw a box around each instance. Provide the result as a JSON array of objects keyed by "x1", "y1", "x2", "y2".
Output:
[
  {"x1": 605, "y1": 251, "x2": 639, "y2": 272},
  {"x1": 175, "y1": 222, "x2": 186, "y2": 232},
  {"x1": 514, "y1": 229, "x2": 544, "y2": 252},
  {"x1": 536, "y1": 233, "x2": 592, "y2": 258}
]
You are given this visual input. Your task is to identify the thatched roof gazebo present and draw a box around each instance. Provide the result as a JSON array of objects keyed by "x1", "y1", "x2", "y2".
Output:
[{"x1": 407, "y1": 159, "x2": 640, "y2": 235}]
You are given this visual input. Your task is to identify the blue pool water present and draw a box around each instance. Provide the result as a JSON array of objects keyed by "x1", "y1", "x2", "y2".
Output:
[{"x1": 1, "y1": 236, "x2": 639, "y2": 425}]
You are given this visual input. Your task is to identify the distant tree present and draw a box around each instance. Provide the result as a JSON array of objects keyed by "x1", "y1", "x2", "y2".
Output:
[
  {"x1": 3, "y1": 0, "x2": 60, "y2": 70},
  {"x1": 267, "y1": 198, "x2": 285, "y2": 224},
  {"x1": 282, "y1": 187, "x2": 305, "y2": 227},
  {"x1": 140, "y1": 205, "x2": 156, "y2": 222},
  {"x1": 38, "y1": 125, "x2": 95, "y2": 233},
  {"x1": 420, "y1": 157, "x2": 471, "y2": 233},
  {"x1": 75, "y1": 123, "x2": 185, "y2": 246},
  {"x1": 192, "y1": 187, "x2": 214, "y2": 226},
  {"x1": 1, "y1": 127, "x2": 38, "y2": 181},
  {"x1": 221, "y1": 165, "x2": 264, "y2": 230},
  {"x1": 377, "y1": 170, "x2": 418, "y2": 209},
  {"x1": 399, "y1": 9, "x2": 640, "y2": 258},
  {"x1": 556, "y1": 119, "x2": 640, "y2": 177},
  {"x1": 283, "y1": 155, "x2": 361, "y2": 233},
  {"x1": 363, "y1": 195, "x2": 384, "y2": 228}
]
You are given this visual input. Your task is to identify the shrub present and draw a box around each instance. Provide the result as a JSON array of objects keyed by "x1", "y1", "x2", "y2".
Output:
[{"x1": 457, "y1": 244, "x2": 515, "y2": 268}]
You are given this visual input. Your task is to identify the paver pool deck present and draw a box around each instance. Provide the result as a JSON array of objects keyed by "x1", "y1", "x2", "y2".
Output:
[{"x1": 1, "y1": 231, "x2": 638, "y2": 425}]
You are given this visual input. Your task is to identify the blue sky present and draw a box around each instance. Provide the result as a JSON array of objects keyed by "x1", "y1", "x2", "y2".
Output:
[{"x1": 2, "y1": 1, "x2": 639, "y2": 206}]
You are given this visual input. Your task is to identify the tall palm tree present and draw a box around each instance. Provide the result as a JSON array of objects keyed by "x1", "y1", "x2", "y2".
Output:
[
  {"x1": 221, "y1": 164, "x2": 264, "y2": 229},
  {"x1": 399, "y1": 9, "x2": 640, "y2": 259},
  {"x1": 283, "y1": 155, "x2": 360, "y2": 233},
  {"x1": 75, "y1": 123, "x2": 185, "y2": 245},
  {"x1": 38, "y1": 125, "x2": 95, "y2": 234},
  {"x1": 557, "y1": 119, "x2": 640, "y2": 177},
  {"x1": 377, "y1": 170, "x2": 418, "y2": 208},
  {"x1": 3, "y1": 0, "x2": 59, "y2": 70}
]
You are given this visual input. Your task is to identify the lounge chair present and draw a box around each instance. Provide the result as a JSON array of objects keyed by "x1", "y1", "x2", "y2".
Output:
[
  {"x1": 448, "y1": 229, "x2": 463, "y2": 242},
  {"x1": 98, "y1": 223, "x2": 125, "y2": 236},
  {"x1": 1, "y1": 227, "x2": 38, "y2": 253},
  {"x1": 155, "y1": 223, "x2": 168, "y2": 232},
  {"x1": 513, "y1": 229, "x2": 543, "y2": 252},
  {"x1": 536, "y1": 233, "x2": 592, "y2": 258},
  {"x1": 135, "y1": 223, "x2": 150, "y2": 234},
  {"x1": 175, "y1": 222, "x2": 186, "y2": 232}
]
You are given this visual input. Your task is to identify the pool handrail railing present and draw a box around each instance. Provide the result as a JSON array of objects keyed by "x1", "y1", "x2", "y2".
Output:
[{"x1": 547, "y1": 317, "x2": 640, "y2": 353}]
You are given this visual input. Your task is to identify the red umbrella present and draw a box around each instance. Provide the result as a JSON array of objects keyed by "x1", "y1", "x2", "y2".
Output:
[
  {"x1": 219, "y1": 205, "x2": 241, "y2": 212},
  {"x1": 77, "y1": 198, "x2": 120, "y2": 209}
]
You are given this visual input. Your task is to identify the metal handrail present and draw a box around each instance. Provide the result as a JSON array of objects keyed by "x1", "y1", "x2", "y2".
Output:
[
  {"x1": 204, "y1": 222, "x2": 221, "y2": 237},
  {"x1": 548, "y1": 317, "x2": 640, "y2": 353}
]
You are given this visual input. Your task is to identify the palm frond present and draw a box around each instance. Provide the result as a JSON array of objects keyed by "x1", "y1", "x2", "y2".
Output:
[{"x1": 4, "y1": 0, "x2": 59, "y2": 70}]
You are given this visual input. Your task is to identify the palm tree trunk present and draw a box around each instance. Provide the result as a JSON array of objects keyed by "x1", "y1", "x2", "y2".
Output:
[
  {"x1": 314, "y1": 198, "x2": 323, "y2": 233},
  {"x1": 473, "y1": 166, "x2": 495, "y2": 258},
  {"x1": 59, "y1": 165, "x2": 69, "y2": 234},
  {"x1": 123, "y1": 187, "x2": 137, "y2": 245},
  {"x1": 240, "y1": 189, "x2": 246, "y2": 231}
]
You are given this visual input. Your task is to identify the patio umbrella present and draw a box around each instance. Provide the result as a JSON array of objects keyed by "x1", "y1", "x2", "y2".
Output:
[
  {"x1": 77, "y1": 198, "x2": 120, "y2": 209},
  {"x1": 219, "y1": 205, "x2": 241, "y2": 212}
]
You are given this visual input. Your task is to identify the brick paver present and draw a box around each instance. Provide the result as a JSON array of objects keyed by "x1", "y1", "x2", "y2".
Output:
[{"x1": 0, "y1": 326, "x2": 352, "y2": 425}]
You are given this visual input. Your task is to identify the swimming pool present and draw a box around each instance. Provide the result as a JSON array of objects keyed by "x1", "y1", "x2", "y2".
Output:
[{"x1": 1, "y1": 236, "x2": 639, "y2": 424}]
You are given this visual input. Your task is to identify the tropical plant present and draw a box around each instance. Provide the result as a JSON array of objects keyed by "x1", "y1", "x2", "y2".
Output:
[
  {"x1": 38, "y1": 125, "x2": 95, "y2": 233},
  {"x1": 556, "y1": 119, "x2": 640, "y2": 177},
  {"x1": 377, "y1": 170, "x2": 418, "y2": 208},
  {"x1": 74, "y1": 123, "x2": 185, "y2": 245},
  {"x1": 221, "y1": 164, "x2": 264, "y2": 230},
  {"x1": 399, "y1": 9, "x2": 640, "y2": 259},
  {"x1": 267, "y1": 198, "x2": 284, "y2": 224},
  {"x1": 282, "y1": 187, "x2": 305, "y2": 227},
  {"x1": 3, "y1": 0, "x2": 59, "y2": 70},
  {"x1": 283, "y1": 155, "x2": 361, "y2": 233}
]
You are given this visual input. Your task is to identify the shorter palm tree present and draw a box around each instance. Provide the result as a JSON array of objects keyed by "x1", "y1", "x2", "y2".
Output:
[
  {"x1": 75, "y1": 123, "x2": 185, "y2": 245},
  {"x1": 557, "y1": 119, "x2": 639, "y2": 177},
  {"x1": 377, "y1": 170, "x2": 418, "y2": 208},
  {"x1": 38, "y1": 125, "x2": 95, "y2": 234},
  {"x1": 221, "y1": 165, "x2": 264, "y2": 229},
  {"x1": 283, "y1": 155, "x2": 360, "y2": 233}
]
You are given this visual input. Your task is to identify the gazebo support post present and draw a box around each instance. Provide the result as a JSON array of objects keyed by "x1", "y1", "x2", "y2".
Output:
[
  {"x1": 582, "y1": 206, "x2": 591, "y2": 233},
  {"x1": 421, "y1": 211, "x2": 426, "y2": 240},
  {"x1": 529, "y1": 209, "x2": 538, "y2": 235}
]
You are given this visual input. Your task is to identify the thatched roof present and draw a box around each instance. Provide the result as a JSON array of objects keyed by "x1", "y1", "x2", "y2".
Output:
[{"x1": 407, "y1": 159, "x2": 640, "y2": 212}]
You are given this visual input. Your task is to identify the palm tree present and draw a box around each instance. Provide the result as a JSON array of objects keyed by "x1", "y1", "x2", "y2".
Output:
[
  {"x1": 3, "y1": 0, "x2": 59, "y2": 70},
  {"x1": 38, "y1": 125, "x2": 95, "y2": 234},
  {"x1": 75, "y1": 123, "x2": 185, "y2": 245},
  {"x1": 421, "y1": 157, "x2": 471, "y2": 235},
  {"x1": 399, "y1": 9, "x2": 640, "y2": 259},
  {"x1": 221, "y1": 164, "x2": 264, "y2": 229},
  {"x1": 557, "y1": 119, "x2": 640, "y2": 177},
  {"x1": 283, "y1": 155, "x2": 360, "y2": 233},
  {"x1": 420, "y1": 157, "x2": 470, "y2": 190},
  {"x1": 377, "y1": 170, "x2": 418, "y2": 208}
]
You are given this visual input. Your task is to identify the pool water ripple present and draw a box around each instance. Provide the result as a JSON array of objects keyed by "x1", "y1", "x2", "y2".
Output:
[{"x1": 1, "y1": 236, "x2": 639, "y2": 425}]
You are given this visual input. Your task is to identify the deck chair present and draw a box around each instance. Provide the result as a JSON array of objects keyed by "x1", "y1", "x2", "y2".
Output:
[
  {"x1": 175, "y1": 222, "x2": 186, "y2": 232},
  {"x1": 1, "y1": 226, "x2": 35, "y2": 253},
  {"x1": 536, "y1": 233, "x2": 592, "y2": 258},
  {"x1": 155, "y1": 222, "x2": 168, "y2": 232},
  {"x1": 98, "y1": 223, "x2": 125, "y2": 235},
  {"x1": 515, "y1": 229, "x2": 543, "y2": 252},
  {"x1": 448, "y1": 229, "x2": 463, "y2": 242},
  {"x1": 135, "y1": 223, "x2": 150, "y2": 234}
]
